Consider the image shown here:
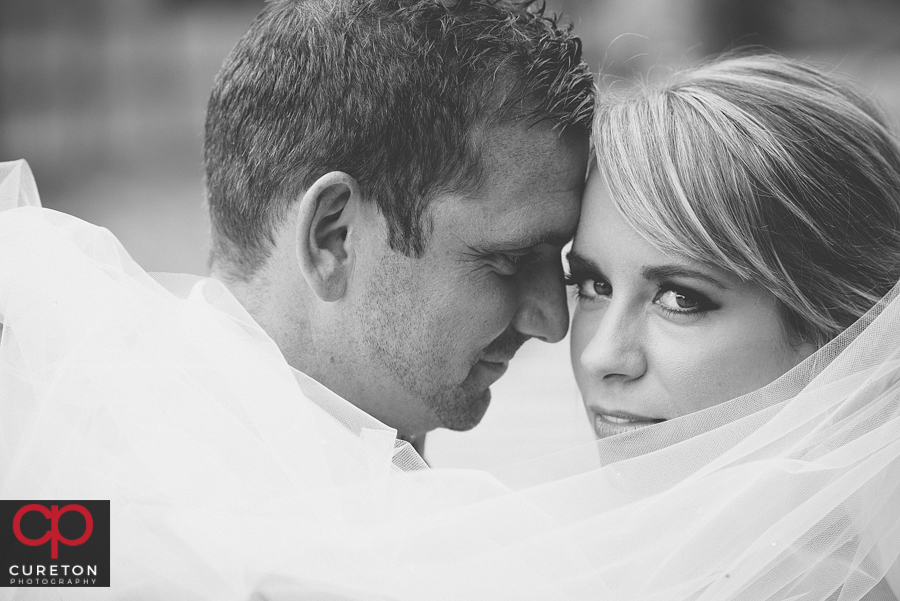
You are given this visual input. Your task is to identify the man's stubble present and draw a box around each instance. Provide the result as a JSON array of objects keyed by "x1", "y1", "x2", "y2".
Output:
[{"x1": 358, "y1": 250, "x2": 497, "y2": 432}]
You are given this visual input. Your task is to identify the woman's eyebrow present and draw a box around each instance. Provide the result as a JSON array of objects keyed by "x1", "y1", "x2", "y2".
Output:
[
  {"x1": 565, "y1": 251, "x2": 603, "y2": 276},
  {"x1": 641, "y1": 265, "x2": 730, "y2": 290}
]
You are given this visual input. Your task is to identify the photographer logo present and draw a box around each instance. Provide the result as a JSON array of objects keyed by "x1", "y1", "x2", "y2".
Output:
[{"x1": 0, "y1": 500, "x2": 109, "y2": 587}]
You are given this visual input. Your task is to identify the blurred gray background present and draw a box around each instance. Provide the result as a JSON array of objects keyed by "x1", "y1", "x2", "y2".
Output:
[{"x1": 3, "y1": 0, "x2": 900, "y2": 468}]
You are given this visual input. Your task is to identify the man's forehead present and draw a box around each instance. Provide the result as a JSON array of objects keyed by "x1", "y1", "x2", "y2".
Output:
[
  {"x1": 427, "y1": 121, "x2": 587, "y2": 250},
  {"x1": 481, "y1": 121, "x2": 588, "y2": 170},
  {"x1": 456, "y1": 197, "x2": 580, "y2": 251}
]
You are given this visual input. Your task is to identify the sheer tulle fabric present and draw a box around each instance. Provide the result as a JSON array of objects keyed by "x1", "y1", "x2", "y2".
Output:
[{"x1": 1, "y1": 160, "x2": 898, "y2": 600}]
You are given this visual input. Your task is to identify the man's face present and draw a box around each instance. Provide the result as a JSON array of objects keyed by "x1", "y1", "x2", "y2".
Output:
[{"x1": 346, "y1": 123, "x2": 588, "y2": 437}]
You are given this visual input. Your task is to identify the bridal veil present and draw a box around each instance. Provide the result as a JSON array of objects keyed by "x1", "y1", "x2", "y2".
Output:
[{"x1": 1, "y1": 160, "x2": 898, "y2": 599}]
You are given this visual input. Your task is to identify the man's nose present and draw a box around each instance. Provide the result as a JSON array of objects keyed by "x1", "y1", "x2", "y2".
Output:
[
  {"x1": 510, "y1": 258, "x2": 570, "y2": 343},
  {"x1": 576, "y1": 301, "x2": 646, "y2": 382}
]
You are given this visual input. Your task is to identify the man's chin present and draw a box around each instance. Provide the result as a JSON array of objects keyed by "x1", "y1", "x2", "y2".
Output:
[{"x1": 434, "y1": 387, "x2": 492, "y2": 432}]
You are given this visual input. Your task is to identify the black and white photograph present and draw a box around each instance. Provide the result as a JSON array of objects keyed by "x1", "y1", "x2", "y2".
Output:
[{"x1": 2, "y1": 0, "x2": 900, "y2": 598}]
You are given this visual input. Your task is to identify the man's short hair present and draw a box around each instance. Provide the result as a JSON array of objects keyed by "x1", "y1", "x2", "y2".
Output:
[{"x1": 204, "y1": 0, "x2": 594, "y2": 279}]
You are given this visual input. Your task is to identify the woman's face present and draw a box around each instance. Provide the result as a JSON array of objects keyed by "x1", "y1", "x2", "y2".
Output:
[{"x1": 570, "y1": 171, "x2": 815, "y2": 439}]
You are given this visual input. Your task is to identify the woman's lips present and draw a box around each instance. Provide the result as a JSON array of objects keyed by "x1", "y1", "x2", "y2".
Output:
[{"x1": 591, "y1": 409, "x2": 665, "y2": 438}]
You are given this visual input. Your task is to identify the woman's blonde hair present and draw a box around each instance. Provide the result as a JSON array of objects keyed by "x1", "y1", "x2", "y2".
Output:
[{"x1": 595, "y1": 52, "x2": 900, "y2": 346}]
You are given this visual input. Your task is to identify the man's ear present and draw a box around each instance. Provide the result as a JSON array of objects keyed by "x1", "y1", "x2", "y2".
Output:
[{"x1": 294, "y1": 171, "x2": 361, "y2": 302}]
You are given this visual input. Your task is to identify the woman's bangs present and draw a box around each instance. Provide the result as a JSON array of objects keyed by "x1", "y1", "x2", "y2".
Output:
[{"x1": 595, "y1": 92, "x2": 752, "y2": 277}]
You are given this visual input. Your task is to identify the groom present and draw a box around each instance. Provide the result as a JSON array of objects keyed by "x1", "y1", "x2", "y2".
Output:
[{"x1": 203, "y1": 0, "x2": 593, "y2": 453}]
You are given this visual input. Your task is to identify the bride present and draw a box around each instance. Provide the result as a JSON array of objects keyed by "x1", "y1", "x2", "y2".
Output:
[
  {"x1": 563, "y1": 52, "x2": 900, "y2": 599},
  {"x1": 1, "y1": 52, "x2": 899, "y2": 600}
]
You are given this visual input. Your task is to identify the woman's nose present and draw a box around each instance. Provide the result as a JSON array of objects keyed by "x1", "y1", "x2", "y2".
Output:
[{"x1": 576, "y1": 302, "x2": 647, "y2": 383}]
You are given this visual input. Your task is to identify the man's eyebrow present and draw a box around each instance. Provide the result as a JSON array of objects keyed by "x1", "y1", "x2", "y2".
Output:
[
  {"x1": 483, "y1": 230, "x2": 574, "y2": 252},
  {"x1": 641, "y1": 265, "x2": 730, "y2": 290}
]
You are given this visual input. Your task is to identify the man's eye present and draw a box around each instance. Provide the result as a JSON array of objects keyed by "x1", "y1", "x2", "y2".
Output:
[{"x1": 494, "y1": 253, "x2": 538, "y2": 276}]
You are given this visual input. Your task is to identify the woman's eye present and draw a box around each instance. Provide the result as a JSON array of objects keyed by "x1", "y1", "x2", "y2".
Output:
[
  {"x1": 654, "y1": 287, "x2": 714, "y2": 314},
  {"x1": 656, "y1": 289, "x2": 697, "y2": 310},
  {"x1": 565, "y1": 275, "x2": 611, "y2": 301}
]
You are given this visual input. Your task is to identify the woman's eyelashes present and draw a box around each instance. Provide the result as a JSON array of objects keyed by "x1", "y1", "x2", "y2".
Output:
[
  {"x1": 652, "y1": 284, "x2": 719, "y2": 316},
  {"x1": 564, "y1": 271, "x2": 611, "y2": 301},
  {"x1": 564, "y1": 272, "x2": 719, "y2": 316}
]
